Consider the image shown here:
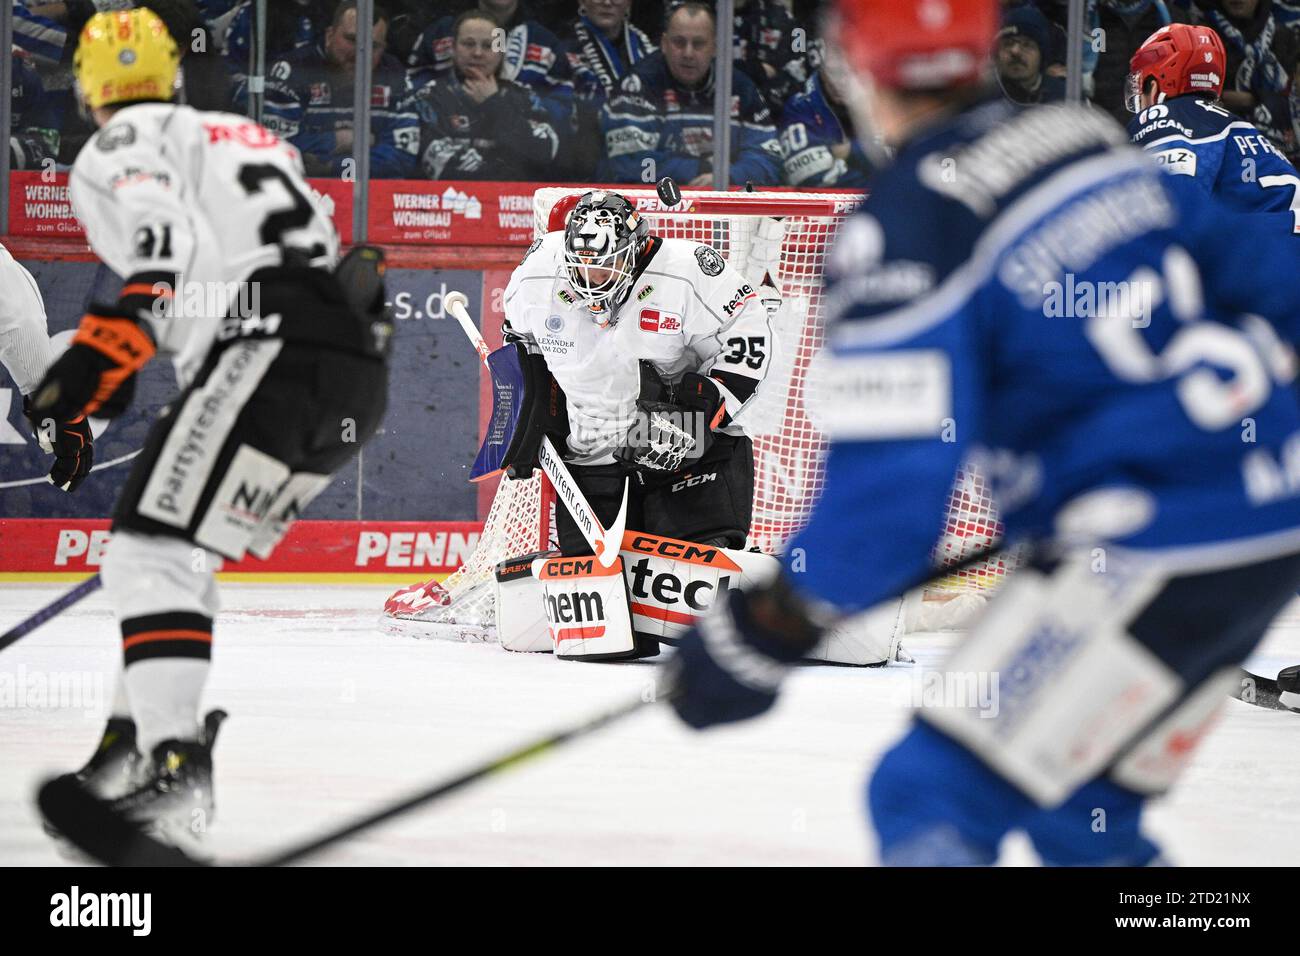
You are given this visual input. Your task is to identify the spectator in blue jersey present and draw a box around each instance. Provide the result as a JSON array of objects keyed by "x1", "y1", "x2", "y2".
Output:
[
  {"x1": 242, "y1": 0, "x2": 419, "y2": 178},
  {"x1": 563, "y1": 0, "x2": 656, "y2": 179},
  {"x1": 778, "y1": 65, "x2": 873, "y2": 188},
  {"x1": 12, "y1": 1, "x2": 79, "y2": 68},
  {"x1": 405, "y1": 0, "x2": 576, "y2": 137},
  {"x1": 564, "y1": 0, "x2": 655, "y2": 101},
  {"x1": 9, "y1": 48, "x2": 61, "y2": 171},
  {"x1": 733, "y1": 0, "x2": 816, "y2": 118},
  {"x1": 222, "y1": 0, "x2": 332, "y2": 73},
  {"x1": 598, "y1": 1, "x2": 782, "y2": 186},
  {"x1": 408, "y1": 10, "x2": 560, "y2": 180},
  {"x1": 995, "y1": 4, "x2": 1067, "y2": 103}
]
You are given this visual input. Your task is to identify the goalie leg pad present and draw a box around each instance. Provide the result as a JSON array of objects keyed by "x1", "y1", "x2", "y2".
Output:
[
  {"x1": 536, "y1": 554, "x2": 654, "y2": 661},
  {"x1": 495, "y1": 550, "x2": 556, "y2": 653}
]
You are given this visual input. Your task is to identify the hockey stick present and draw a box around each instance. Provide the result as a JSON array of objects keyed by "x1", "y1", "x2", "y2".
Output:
[
  {"x1": 37, "y1": 688, "x2": 663, "y2": 867},
  {"x1": 0, "y1": 574, "x2": 102, "y2": 655},
  {"x1": 445, "y1": 289, "x2": 628, "y2": 567},
  {"x1": 33, "y1": 538, "x2": 1023, "y2": 868}
]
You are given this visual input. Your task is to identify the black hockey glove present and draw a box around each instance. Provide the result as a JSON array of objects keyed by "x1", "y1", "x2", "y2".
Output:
[
  {"x1": 615, "y1": 372, "x2": 724, "y2": 473},
  {"x1": 23, "y1": 396, "x2": 95, "y2": 493},
  {"x1": 29, "y1": 309, "x2": 155, "y2": 421},
  {"x1": 669, "y1": 574, "x2": 830, "y2": 730}
]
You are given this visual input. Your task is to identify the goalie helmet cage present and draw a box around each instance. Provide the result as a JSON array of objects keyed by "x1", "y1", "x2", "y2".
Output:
[{"x1": 386, "y1": 187, "x2": 1016, "y2": 640}]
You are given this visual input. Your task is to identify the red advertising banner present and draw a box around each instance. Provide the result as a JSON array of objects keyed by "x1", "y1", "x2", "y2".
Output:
[
  {"x1": 6, "y1": 172, "x2": 354, "y2": 245},
  {"x1": 366, "y1": 179, "x2": 539, "y2": 245},
  {"x1": 0, "y1": 519, "x2": 482, "y2": 580}
]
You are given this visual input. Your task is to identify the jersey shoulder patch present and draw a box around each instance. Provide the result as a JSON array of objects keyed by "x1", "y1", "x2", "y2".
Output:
[
  {"x1": 694, "y1": 244, "x2": 725, "y2": 277},
  {"x1": 94, "y1": 122, "x2": 137, "y2": 152},
  {"x1": 1149, "y1": 146, "x2": 1198, "y2": 176}
]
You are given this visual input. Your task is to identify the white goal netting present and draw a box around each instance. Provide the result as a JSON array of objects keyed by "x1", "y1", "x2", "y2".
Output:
[{"x1": 383, "y1": 188, "x2": 1015, "y2": 639}]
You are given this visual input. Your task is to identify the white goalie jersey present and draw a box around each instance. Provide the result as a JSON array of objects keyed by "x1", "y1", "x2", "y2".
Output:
[
  {"x1": 68, "y1": 103, "x2": 339, "y2": 388},
  {"x1": 502, "y1": 232, "x2": 775, "y2": 464}
]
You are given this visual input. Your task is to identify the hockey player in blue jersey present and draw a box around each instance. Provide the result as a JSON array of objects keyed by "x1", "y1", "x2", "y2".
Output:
[
  {"x1": 1128, "y1": 23, "x2": 1300, "y2": 229},
  {"x1": 665, "y1": 0, "x2": 1300, "y2": 866}
]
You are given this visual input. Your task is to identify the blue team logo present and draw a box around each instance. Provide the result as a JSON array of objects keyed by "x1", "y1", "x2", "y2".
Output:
[{"x1": 545, "y1": 314, "x2": 565, "y2": 333}]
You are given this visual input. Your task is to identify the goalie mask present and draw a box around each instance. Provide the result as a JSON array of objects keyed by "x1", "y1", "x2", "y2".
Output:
[{"x1": 562, "y1": 190, "x2": 648, "y2": 326}]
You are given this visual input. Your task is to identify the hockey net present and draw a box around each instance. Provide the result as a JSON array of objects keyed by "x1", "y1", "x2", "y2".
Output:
[{"x1": 383, "y1": 188, "x2": 1015, "y2": 639}]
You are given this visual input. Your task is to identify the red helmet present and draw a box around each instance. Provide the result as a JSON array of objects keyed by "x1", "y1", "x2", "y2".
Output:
[
  {"x1": 1126, "y1": 24, "x2": 1226, "y2": 113},
  {"x1": 833, "y1": 0, "x2": 999, "y2": 90}
]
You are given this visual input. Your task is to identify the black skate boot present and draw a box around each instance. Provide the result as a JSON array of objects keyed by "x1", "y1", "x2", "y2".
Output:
[
  {"x1": 68, "y1": 716, "x2": 145, "y2": 797},
  {"x1": 107, "y1": 710, "x2": 227, "y2": 857},
  {"x1": 43, "y1": 717, "x2": 145, "y2": 857}
]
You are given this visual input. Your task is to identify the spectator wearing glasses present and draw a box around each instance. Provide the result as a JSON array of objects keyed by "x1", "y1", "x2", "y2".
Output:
[
  {"x1": 246, "y1": 0, "x2": 419, "y2": 178},
  {"x1": 599, "y1": 1, "x2": 781, "y2": 187},
  {"x1": 996, "y1": 4, "x2": 1067, "y2": 104},
  {"x1": 408, "y1": 10, "x2": 560, "y2": 180}
]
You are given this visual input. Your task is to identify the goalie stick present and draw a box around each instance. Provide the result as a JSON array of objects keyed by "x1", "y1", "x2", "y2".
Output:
[{"x1": 444, "y1": 289, "x2": 628, "y2": 567}]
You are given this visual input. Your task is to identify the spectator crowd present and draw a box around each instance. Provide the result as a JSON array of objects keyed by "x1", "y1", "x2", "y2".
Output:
[{"x1": 9, "y1": 0, "x2": 1300, "y2": 185}]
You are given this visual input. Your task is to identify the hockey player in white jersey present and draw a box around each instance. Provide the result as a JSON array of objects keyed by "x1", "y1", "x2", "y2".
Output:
[
  {"x1": 498, "y1": 188, "x2": 776, "y2": 659},
  {"x1": 0, "y1": 241, "x2": 94, "y2": 492},
  {"x1": 28, "y1": 8, "x2": 389, "y2": 846}
]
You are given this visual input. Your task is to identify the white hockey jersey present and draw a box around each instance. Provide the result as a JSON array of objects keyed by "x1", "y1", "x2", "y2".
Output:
[
  {"x1": 69, "y1": 103, "x2": 339, "y2": 387},
  {"x1": 503, "y1": 232, "x2": 775, "y2": 464},
  {"x1": 0, "y1": 240, "x2": 55, "y2": 395}
]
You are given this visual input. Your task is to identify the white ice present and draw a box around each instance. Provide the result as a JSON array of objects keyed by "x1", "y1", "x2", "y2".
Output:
[{"x1": 2, "y1": 582, "x2": 1298, "y2": 866}]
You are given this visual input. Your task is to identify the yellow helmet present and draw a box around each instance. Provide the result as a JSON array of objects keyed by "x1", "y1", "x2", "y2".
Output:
[{"x1": 75, "y1": 8, "x2": 180, "y2": 111}]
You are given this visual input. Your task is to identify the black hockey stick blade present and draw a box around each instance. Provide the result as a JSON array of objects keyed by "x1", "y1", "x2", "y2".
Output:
[
  {"x1": 1231, "y1": 668, "x2": 1300, "y2": 715},
  {"x1": 37, "y1": 776, "x2": 210, "y2": 867}
]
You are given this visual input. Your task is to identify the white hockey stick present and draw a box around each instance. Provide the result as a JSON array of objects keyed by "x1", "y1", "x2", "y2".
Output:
[{"x1": 444, "y1": 290, "x2": 628, "y2": 567}]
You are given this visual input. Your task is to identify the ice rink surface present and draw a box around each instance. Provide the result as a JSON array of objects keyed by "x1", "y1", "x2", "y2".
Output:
[{"x1": 2, "y1": 581, "x2": 1298, "y2": 867}]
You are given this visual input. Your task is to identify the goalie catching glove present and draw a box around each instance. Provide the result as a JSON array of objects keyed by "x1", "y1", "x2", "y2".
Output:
[
  {"x1": 669, "y1": 573, "x2": 835, "y2": 729},
  {"x1": 30, "y1": 306, "x2": 156, "y2": 421},
  {"x1": 22, "y1": 396, "x2": 94, "y2": 493},
  {"x1": 615, "y1": 371, "x2": 726, "y2": 473}
]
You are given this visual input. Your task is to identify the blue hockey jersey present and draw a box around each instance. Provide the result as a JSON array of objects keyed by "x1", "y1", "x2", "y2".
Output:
[
  {"x1": 598, "y1": 52, "x2": 782, "y2": 186},
  {"x1": 788, "y1": 96, "x2": 1300, "y2": 615},
  {"x1": 236, "y1": 44, "x2": 419, "y2": 179},
  {"x1": 1128, "y1": 94, "x2": 1300, "y2": 232},
  {"x1": 778, "y1": 74, "x2": 873, "y2": 188}
]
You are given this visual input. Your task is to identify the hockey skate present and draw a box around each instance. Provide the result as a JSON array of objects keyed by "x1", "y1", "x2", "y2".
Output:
[
  {"x1": 43, "y1": 716, "x2": 146, "y2": 859},
  {"x1": 45, "y1": 710, "x2": 226, "y2": 862}
]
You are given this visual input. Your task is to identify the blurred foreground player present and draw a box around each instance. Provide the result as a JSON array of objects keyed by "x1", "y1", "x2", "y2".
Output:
[
  {"x1": 30, "y1": 8, "x2": 390, "y2": 849},
  {"x1": 667, "y1": 0, "x2": 1300, "y2": 865}
]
